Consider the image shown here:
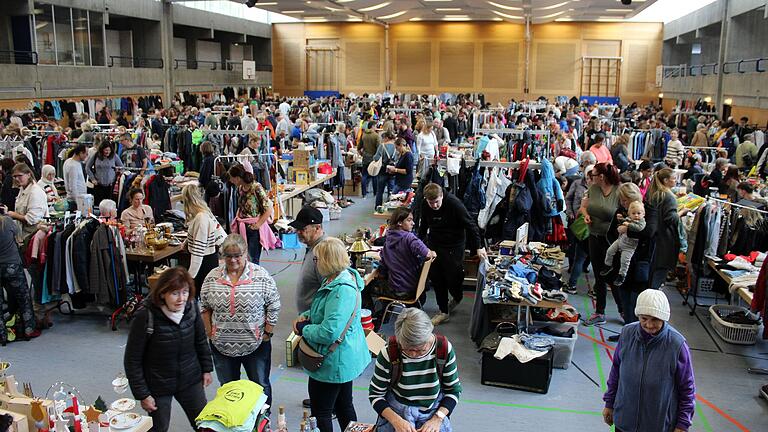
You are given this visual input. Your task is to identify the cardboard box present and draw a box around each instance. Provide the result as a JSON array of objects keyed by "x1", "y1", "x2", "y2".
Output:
[
  {"x1": 343, "y1": 183, "x2": 362, "y2": 197},
  {"x1": 0, "y1": 409, "x2": 29, "y2": 432},
  {"x1": 293, "y1": 149, "x2": 314, "y2": 169}
]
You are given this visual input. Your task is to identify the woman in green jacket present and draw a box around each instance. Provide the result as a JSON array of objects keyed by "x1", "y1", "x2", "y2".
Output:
[{"x1": 293, "y1": 237, "x2": 371, "y2": 432}]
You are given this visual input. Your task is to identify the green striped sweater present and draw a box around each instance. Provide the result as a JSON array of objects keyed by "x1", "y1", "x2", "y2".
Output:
[{"x1": 368, "y1": 338, "x2": 461, "y2": 415}]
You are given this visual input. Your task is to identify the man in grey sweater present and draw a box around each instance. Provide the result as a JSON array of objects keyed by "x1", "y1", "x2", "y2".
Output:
[
  {"x1": 288, "y1": 205, "x2": 326, "y2": 409},
  {"x1": 63, "y1": 144, "x2": 87, "y2": 205}
]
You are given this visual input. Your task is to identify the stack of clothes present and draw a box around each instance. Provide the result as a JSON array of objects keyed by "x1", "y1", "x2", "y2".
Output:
[
  {"x1": 197, "y1": 380, "x2": 269, "y2": 432},
  {"x1": 483, "y1": 248, "x2": 567, "y2": 306}
]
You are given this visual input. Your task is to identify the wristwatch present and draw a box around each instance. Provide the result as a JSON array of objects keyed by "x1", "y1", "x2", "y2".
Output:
[{"x1": 435, "y1": 411, "x2": 446, "y2": 421}]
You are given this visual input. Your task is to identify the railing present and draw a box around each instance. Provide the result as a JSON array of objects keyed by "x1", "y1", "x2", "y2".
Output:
[
  {"x1": 0, "y1": 50, "x2": 38, "y2": 65},
  {"x1": 663, "y1": 57, "x2": 768, "y2": 80},
  {"x1": 108, "y1": 56, "x2": 163, "y2": 68},
  {"x1": 173, "y1": 59, "x2": 218, "y2": 70},
  {"x1": 224, "y1": 60, "x2": 242, "y2": 72},
  {"x1": 254, "y1": 64, "x2": 272, "y2": 72}
]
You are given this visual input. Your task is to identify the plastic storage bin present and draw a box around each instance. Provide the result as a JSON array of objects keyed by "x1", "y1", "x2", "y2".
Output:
[
  {"x1": 709, "y1": 304, "x2": 759, "y2": 345},
  {"x1": 531, "y1": 322, "x2": 578, "y2": 369}
]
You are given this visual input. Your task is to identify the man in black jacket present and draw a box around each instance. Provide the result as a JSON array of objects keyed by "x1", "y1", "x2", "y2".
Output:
[{"x1": 418, "y1": 183, "x2": 487, "y2": 325}]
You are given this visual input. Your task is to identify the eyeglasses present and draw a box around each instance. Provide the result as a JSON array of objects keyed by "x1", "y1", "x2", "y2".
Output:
[
  {"x1": 312, "y1": 256, "x2": 318, "y2": 263},
  {"x1": 223, "y1": 252, "x2": 244, "y2": 259}
]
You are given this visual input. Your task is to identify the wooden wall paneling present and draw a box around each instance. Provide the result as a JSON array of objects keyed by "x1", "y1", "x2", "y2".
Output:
[
  {"x1": 584, "y1": 40, "x2": 621, "y2": 57},
  {"x1": 482, "y1": 41, "x2": 521, "y2": 90},
  {"x1": 344, "y1": 41, "x2": 382, "y2": 89},
  {"x1": 438, "y1": 41, "x2": 475, "y2": 88},
  {"x1": 533, "y1": 41, "x2": 578, "y2": 93},
  {"x1": 283, "y1": 41, "x2": 301, "y2": 88},
  {"x1": 625, "y1": 42, "x2": 650, "y2": 94},
  {"x1": 730, "y1": 105, "x2": 768, "y2": 127},
  {"x1": 394, "y1": 41, "x2": 431, "y2": 89}
]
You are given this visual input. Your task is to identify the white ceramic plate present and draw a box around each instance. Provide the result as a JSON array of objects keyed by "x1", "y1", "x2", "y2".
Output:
[
  {"x1": 110, "y1": 398, "x2": 136, "y2": 412},
  {"x1": 109, "y1": 412, "x2": 141, "y2": 430}
]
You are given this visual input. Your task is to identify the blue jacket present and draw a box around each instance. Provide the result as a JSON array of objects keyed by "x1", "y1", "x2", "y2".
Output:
[
  {"x1": 301, "y1": 268, "x2": 371, "y2": 384},
  {"x1": 536, "y1": 159, "x2": 564, "y2": 217}
]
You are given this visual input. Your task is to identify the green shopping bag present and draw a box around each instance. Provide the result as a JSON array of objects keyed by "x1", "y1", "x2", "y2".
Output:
[{"x1": 570, "y1": 214, "x2": 590, "y2": 241}]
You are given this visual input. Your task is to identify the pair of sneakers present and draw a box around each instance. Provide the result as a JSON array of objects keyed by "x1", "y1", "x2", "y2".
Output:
[
  {"x1": 432, "y1": 298, "x2": 461, "y2": 325},
  {"x1": 599, "y1": 266, "x2": 626, "y2": 287}
]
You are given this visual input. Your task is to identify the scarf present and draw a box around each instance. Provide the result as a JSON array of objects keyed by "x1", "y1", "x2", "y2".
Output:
[{"x1": 161, "y1": 305, "x2": 184, "y2": 324}]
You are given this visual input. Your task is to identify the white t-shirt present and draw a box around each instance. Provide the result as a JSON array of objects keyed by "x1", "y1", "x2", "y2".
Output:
[{"x1": 416, "y1": 131, "x2": 438, "y2": 159}]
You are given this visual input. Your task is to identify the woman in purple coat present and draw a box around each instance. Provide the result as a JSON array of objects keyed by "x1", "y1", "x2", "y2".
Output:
[{"x1": 365, "y1": 207, "x2": 436, "y2": 301}]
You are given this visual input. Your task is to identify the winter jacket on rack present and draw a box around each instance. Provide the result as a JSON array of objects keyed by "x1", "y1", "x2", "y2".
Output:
[{"x1": 124, "y1": 301, "x2": 213, "y2": 400}]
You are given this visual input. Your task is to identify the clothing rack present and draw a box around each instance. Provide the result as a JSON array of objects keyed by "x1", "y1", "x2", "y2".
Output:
[
  {"x1": 708, "y1": 196, "x2": 768, "y2": 214},
  {"x1": 473, "y1": 127, "x2": 550, "y2": 137},
  {"x1": 205, "y1": 129, "x2": 270, "y2": 137},
  {"x1": 437, "y1": 157, "x2": 542, "y2": 169}
]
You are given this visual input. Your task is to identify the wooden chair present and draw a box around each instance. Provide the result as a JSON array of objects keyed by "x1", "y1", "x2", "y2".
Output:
[{"x1": 375, "y1": 257, "x2": 435, "y2": 325}]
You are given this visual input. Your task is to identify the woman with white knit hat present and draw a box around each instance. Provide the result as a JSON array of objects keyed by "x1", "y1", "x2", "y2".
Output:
[{"x1": 602, "y1": 289, "x2": 696, "y2": 432}]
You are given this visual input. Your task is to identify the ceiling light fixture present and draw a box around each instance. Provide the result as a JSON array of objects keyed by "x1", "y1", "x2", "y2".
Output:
[
  {"x1": 487, "y1": 1, "x2": 522, "y2": 11},
  {"x1": 492, "y1": 10, "x2": 523, "y2": 19},
  {"x1": 444, "y1": 14, "x2": 469, "y2": 18},
  {"x1": 443, "y1": 17, "x2": 471, "y2": 21},
  {"x1": 435, "y1": 8, "x2": 461, "y2": 11},
  {"x1": 555, "y1": 17, "x2": 573, "y2": 21},
  {"x1": 409, "y1": 17, "x2": 422, "y2": 21},
  {"x1": 538, "y1": 10, "x2": 567, "y2": 19},
  {"x1": 535, "y1": 1, "x2": 570, "y2": 11},
  {"x1": 492, "y1": 17, "x2": 503, "y2": 21},
  {"x1": 359, "y1": 2, "x2": 391, "y2": 12},
  {"x1": 605, "y1": 9, "x2": 631, "y2": 12},
  {"x1": 379, "y1": 10, "x2": 407, "y2": 19},
  {"x1": 282, "y1": 11, "x2": 306, "y2": 14}
]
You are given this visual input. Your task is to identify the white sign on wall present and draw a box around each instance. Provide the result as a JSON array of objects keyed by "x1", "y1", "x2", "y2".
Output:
[
  {"x1": 655, "y1": 65, "x2": 664, "y2": 88},
  {"x1": 243, "y1": 60, "x2": 256, "y2": 80}
]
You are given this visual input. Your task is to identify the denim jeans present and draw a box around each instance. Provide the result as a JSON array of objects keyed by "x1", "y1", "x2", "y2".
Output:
[
  {"x1": 361, "y1": 167, "x2": 378, "y2": 198},
  {"x1": 245, "y1": 226, "x2": 262, "y2": 265},
  {"x1": 375, "y1": 392, "x2": 452, "y2": 432},
  {"x1": 649, "y1": 267, "x2": 671, "y2": 290},
  {"x1": 568, "y1": 239, "x2": 589, "y2": 287},
  {"x1": 211, "y1": 340, "x2": 273, "y2": 407},
  {"x1": 619, "y1": 288, "x2": 639, "y2": 324},
  {"x1": 308, "y1": 377, "x2": 356, "y2": 432},
  {"x1": 148, "y1": 382, "x2": 207, "y2": 432},
  {"x1": 375, "y1": 175, "x2": 396, "y2": 207}
]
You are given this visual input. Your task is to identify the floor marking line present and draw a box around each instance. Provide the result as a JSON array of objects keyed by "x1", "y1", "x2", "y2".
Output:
[
  {"x1": 697, "y1": 405, "x2": 715, "y2": 432},
  {"x1": 584, "y1": 297, "x2": 608, "y2": 394},
  {"x1": 696, "y1": 395, "x2": 751, "y2": 432},
  {"x1": 570, "y1": 360, "x2": 601, "y2": 388}
]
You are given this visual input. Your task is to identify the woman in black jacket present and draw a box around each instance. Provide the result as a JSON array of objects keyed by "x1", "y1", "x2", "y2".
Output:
[
  {"x1": 646, "y1": 168, "x2": 683, "y2": 290},
  {"x1": 124, "y1": 267, "x2": 213, "y2": 432},
  {"x1": 605, "y1": 182, "x2": 658, "y2": 331}
]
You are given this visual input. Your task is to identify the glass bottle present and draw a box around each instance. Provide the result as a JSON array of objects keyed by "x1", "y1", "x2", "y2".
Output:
[
  {"x1": 276, "y1": 406, "x2": 288, "y2": 432},
  {"x1": 308, "y1": 417, "x2": 319, "y2": 432}
]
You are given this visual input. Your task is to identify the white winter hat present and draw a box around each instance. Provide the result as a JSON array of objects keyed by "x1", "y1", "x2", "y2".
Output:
[{"x1": 635, "y1": 289, "x2": 670, "y2": 321}]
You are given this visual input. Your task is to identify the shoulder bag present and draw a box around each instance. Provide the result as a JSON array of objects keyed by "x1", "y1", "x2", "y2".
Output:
[{"x1": 298, "y1": 290, "x2": 361, "y2": 372}]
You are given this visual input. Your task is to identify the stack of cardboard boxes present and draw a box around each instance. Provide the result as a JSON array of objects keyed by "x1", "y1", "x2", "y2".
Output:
[{"x1": 290, "y1": 148, "x2": 317, "y2": 185}]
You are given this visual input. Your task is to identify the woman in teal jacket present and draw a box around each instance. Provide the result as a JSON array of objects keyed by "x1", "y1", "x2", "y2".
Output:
[{"x1": 293, "y1": 237, "x2": 371, "y2": 432}]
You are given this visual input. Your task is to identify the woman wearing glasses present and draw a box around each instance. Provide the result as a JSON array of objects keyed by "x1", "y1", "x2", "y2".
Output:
[
  {"x1": 5, "y1": 163, "x2": 49, "y2": 239},
  {"x1": 199, "y1": 233, "x2": 281, "y2": 407}
]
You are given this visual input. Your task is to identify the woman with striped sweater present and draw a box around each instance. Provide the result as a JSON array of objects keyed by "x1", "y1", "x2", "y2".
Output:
[
  {"x1": 369, "y1": 308, "x2": 462, "y2": 432},
  {"x1": 182, "y1": 184, "x2": 227, "y2": 295}
]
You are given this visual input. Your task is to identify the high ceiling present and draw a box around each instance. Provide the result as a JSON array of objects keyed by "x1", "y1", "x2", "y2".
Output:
[{"x1": 232, "y1": 0, "x2": 658, "y2": 24}]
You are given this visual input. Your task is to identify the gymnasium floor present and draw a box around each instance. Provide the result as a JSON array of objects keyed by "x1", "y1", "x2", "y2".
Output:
[{"x1": 2, "y1": 200, "x2": 767, "y2": 431}]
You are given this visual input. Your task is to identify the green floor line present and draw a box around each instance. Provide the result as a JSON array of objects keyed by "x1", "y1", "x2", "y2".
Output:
[
  {"x1": 697, "y1": 404, "x2": 714, "y2": 432},
  {"x1": 583, "y1": 297, "x2": 608, "y2": 394},
  {"x1": 278, "y1": 376, "x2": 603, "y2": 416}
]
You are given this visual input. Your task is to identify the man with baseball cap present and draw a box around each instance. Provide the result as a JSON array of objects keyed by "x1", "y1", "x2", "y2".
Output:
[{"x1": 289, "y1": 205, "x2": 326, "y2": 409}]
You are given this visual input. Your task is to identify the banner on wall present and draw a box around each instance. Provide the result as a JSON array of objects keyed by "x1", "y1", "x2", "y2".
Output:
[{"x1": 655, "y1": 65, "x2": 664, "y2": 88}]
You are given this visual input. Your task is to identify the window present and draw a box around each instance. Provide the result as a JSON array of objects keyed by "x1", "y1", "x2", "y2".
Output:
[
  {"x1": 34, "y1": 3, "x2": 55, "y2": 65},
  {"x1": 89, "y1": 11, "x2": 105, "y2": 66},
  {"x1": 53, "y1": 5, "x2": 73, "y2": 65},
  {"x1": 72, "y1": 8, "x2": 90, "y2": 65}
]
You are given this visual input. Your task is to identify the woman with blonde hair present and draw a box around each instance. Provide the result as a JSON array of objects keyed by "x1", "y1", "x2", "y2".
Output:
[
  {"x1": 646, "y1": 168, "x2": 683, "y2": 290},
  {"x1": 292, "y1": 237, "x2": 370, "y2": 432},
  {"x1": 182, "y1": 184, "x2": 226, "y2": 294}
]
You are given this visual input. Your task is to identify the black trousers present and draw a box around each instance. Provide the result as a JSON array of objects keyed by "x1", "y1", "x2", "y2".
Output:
[
  {"x1": 308, "y1": 377, "x2": 356, "y2": 432},
  {"x1": 148, "y1": 382, "x2": 207, "y2": 432},
  {"x1": 193, "y1": 252, "x2": 219, "y2": 300},
  {"x1": 429, "y1": 244, "x2": 465, "y2": 314},
  {"x1": 588, "y1": 235, "x2": 623, "y2": 316},
  {"x1": 0, "y1": 263, "x2": 35, "y2": 341},
  {"x1": 93, "y1": 184, "x2": 114, "y2": 208}
]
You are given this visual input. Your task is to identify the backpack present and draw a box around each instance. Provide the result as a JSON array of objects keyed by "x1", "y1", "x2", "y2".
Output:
[{"x1": 387, "y1": 334, "x2": 448, "y2": 386}]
